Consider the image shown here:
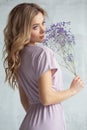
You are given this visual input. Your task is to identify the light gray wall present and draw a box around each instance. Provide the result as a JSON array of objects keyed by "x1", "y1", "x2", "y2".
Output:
[{"x1": 0, "y1": 0, "x2": 87, "y2": 130}]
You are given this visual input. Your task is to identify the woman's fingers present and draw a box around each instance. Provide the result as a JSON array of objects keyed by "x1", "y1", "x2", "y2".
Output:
[{"x1": 70, "y1": 76, "x2": 84, "y2": 95}]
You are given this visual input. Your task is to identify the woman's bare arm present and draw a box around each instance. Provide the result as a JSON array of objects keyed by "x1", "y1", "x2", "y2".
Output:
[
  {"x1": 38, "y1": 70, "x2": 84, "y2": 106},
  {"x1": 18, "y1": 86, "x2": 30, "y2": 112}
]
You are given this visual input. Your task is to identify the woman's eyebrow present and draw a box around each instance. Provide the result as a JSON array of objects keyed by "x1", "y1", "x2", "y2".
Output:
[
  {"x1": 32, "y1": 23, "x2": 39, "y2": 26},
  {"x1": 32, "y1": 19, "x2": 45, "y2": 26}
]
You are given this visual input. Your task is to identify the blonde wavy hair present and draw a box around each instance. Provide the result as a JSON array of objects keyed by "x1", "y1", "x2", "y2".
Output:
[{"x1": 3, "y1": 3, "x2": 47, "y2": 89}]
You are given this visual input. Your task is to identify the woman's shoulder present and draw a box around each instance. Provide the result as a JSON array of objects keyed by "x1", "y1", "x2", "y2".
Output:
[
  {"x1": 24, "y1": 44, "x2": 54, "y2": 58},
  {"x1": 36, "y1": 44, "x2": 54, "y2": 55}
]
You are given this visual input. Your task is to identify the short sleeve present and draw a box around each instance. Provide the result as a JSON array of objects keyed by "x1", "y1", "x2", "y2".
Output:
[{"x1": 35, "y1": 50, "x2": 58, "y2": 80}]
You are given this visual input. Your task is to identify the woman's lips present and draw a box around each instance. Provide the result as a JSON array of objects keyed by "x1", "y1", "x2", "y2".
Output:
[{"x1": 40, "y1": 35, "x2": 44, "y2": 39}]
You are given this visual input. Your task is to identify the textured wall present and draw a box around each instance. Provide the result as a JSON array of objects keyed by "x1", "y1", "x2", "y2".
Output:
[{"x1": 0, "y1": 0, "x2": 87, "y2": 130}]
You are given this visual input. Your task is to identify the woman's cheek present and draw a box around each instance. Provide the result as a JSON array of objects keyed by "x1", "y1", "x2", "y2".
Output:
[{"x1": 31, "y1": 31, "x2": 39, "y2": 37}]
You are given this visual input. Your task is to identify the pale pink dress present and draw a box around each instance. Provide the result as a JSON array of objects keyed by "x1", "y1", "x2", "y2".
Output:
[{"x1": 17, "y1": 44, "x2": 66, "y2": 130}]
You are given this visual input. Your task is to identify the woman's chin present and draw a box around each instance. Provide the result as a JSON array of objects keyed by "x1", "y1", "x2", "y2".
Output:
[{"x1": 39, "y1": 38, "x2": 44, "y2": 42}]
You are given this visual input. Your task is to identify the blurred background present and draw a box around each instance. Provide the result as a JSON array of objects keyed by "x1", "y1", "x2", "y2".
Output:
[{"x1": 0, "y1": 0, "x2": 87, "y2": 130}]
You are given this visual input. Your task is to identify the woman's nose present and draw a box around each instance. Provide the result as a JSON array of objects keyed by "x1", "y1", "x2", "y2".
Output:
[{"x1": 40, "y1": 26, "x2": 45, "y2": 34}]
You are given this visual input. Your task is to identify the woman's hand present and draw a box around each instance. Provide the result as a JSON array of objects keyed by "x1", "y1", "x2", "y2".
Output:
[{"x1": 70, "y1": 76, "x2": 84, "y2": 96}]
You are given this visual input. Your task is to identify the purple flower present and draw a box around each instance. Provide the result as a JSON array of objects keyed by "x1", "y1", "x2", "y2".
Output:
[{"x1": 42, "y1": 21, "x2": 77, "y2": 76}]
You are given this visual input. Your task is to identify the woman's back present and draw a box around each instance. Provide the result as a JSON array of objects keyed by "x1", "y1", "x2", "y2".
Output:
[{"x1": 17, "y1": 44, "x2": 66, "y2": 130}]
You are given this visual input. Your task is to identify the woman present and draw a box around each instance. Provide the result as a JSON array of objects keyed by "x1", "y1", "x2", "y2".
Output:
[{"x1": 3, "y1": 3, "x2": 84, "y2": 130}]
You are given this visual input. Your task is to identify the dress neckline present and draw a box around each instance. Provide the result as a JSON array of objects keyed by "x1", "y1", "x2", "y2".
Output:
[{"x1": 27, "y1": 43, "x2": 37, "y2": 46}]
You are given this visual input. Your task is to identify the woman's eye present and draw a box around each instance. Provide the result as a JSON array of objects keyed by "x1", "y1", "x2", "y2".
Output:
[
  {"x1": 42, "y1": 21, "x2": 46, "y2": 25},
  {"x1": 33, "y1": 26, "x2": 39, "y2": 30}
]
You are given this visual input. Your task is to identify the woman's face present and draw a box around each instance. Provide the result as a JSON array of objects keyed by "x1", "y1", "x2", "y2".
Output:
[{"x1": 30, "y1": 12, "x2": 46, "y2": 44}]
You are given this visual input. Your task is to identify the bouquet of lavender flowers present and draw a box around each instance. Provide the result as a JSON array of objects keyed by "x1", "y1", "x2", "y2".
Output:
[{"x1": 43, "y1": 21, "x2": 77, "y2": 76}]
